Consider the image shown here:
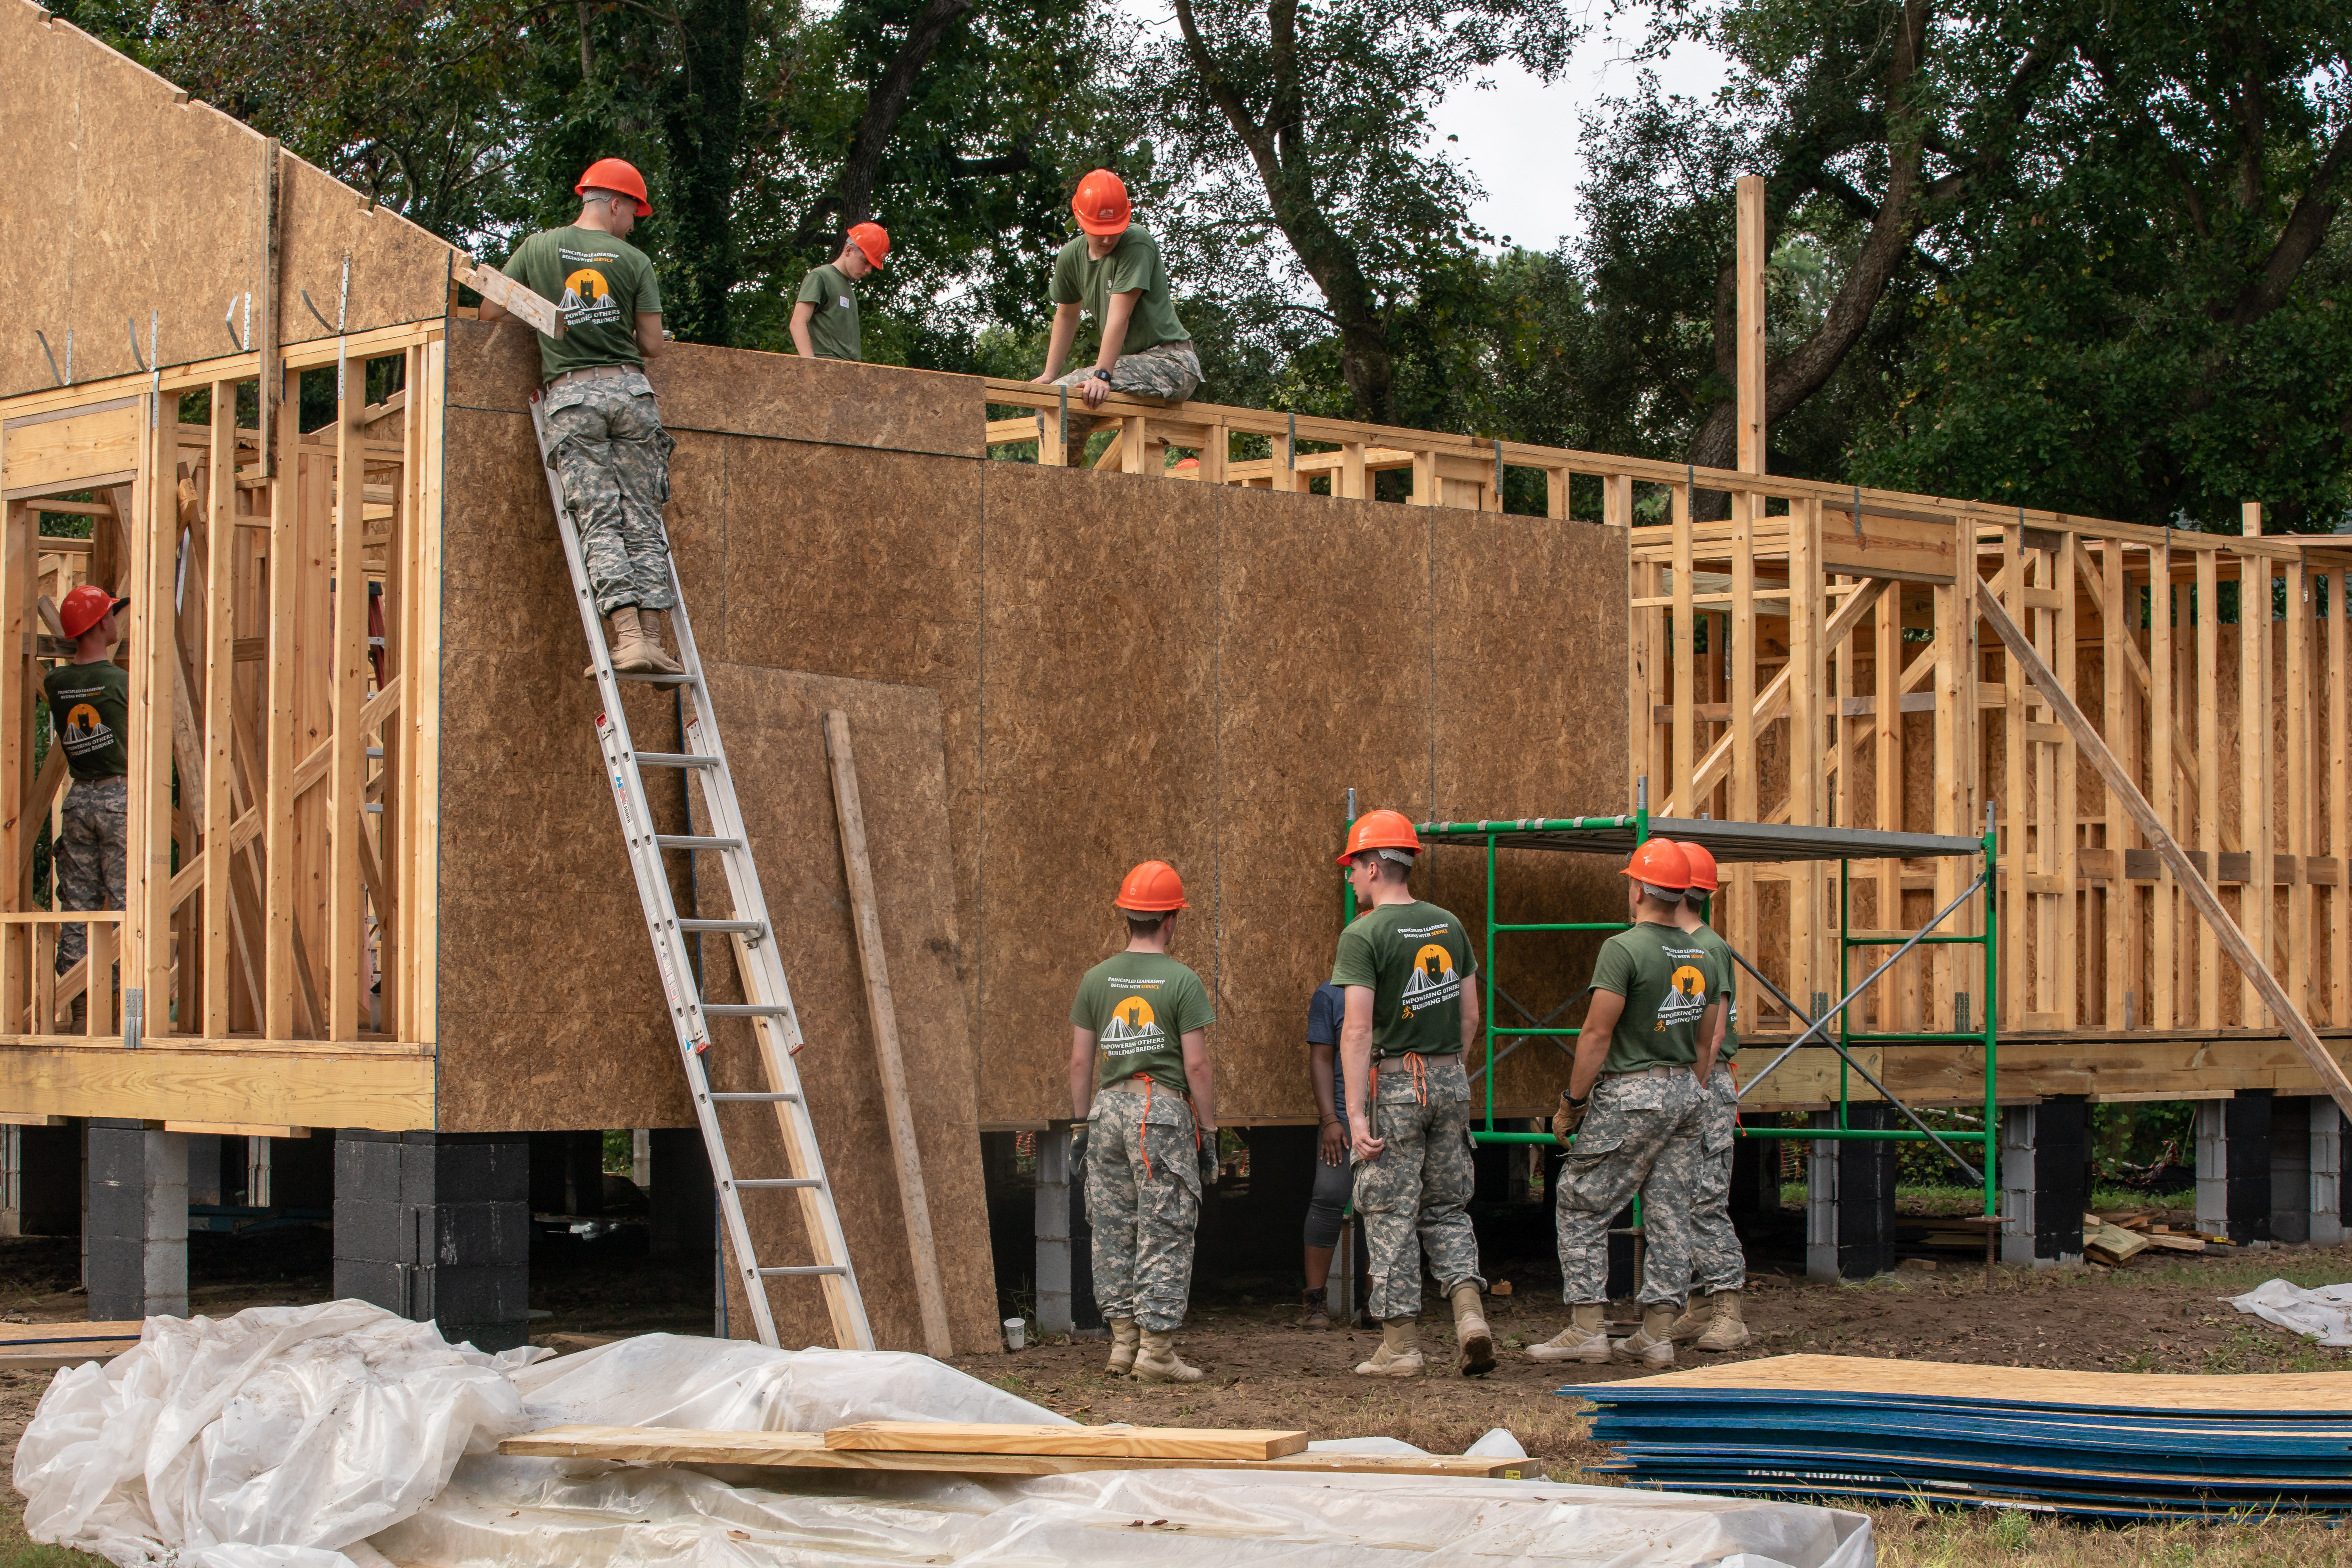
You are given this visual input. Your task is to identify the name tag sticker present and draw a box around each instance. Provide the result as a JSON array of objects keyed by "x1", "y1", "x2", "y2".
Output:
[{"x1": 840, "y1": 296, "x2": 853, "y2": 308}]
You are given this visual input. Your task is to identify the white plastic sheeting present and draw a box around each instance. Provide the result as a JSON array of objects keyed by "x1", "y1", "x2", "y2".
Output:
[
  {"x1": 2227, "y1": 1278, "x2": 2352, "y2": 1347},
  {"x1": 18, "y1": 1303, "x2": 1873, "y2": 1568}
]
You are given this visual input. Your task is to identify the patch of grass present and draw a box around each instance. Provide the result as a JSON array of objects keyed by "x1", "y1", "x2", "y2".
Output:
[
  {"x1": 0, "y1": 1492, "x2": 110, "y2": 1568},
  {"x1": 1864, "y1": 1503, "x2": 2352, "y2": 1565},
  {"x1": 1323, "y1": 1392, "x2": 1597, "y2": 1463}
]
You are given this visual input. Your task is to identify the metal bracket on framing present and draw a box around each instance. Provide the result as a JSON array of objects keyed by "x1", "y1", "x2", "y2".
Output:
[
  {"x1": 1056, "y1": 384, "x2": 1068, "y2": 453},
  {"x1": 122, "y1": 987, "x2": 143, "y2": 1051},
  {"x1": 1493, "y1": 439, "x2": 1504, "y2": 500},
  {"x1": 1287, "y1": 412, "x2": 1297, "y2": 471},
  {"x1": 35, "y1": 330, "x2": 64, "y2": 387},
  {"x1": 1851, "y1": 483, "x2": 1864, "y2": 538}
]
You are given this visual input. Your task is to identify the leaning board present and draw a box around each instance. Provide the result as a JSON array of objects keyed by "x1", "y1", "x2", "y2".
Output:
[{"x1": 822, "y1": 1421, "x2": 1307, "y2": 1459}]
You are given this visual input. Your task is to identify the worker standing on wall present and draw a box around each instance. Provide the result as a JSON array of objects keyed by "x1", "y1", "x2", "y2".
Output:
[
  {"x1": 1528, "y1": 839, "x2": 1719, "y2": 1369},
  {"x1": 789, "y1": 224, "x2": 889, "y2": 361},
  {"x1": 484, "y1": 157, "x2": 678, "y2": 677},
  {"x1": 1069, "y1": 860, "x2": 1218, "y2": 1383},
  {"x1": 1664, "y1": 840, "x2": 1751, "y2": 1352},
  {"x1": 1332, "y1": 809, "x2": 1494, "y2": 1379},
  {"x1": 1032, "y1": 170, "x2": 1201, "y2": 423},
  {"x1": 45, "y1": 585, "x2": 132, "y2": 997}
]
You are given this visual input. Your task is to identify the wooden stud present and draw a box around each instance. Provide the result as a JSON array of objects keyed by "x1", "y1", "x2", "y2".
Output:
[
  {"x1": 2000, "y1": 522, "x2": 2025, "y2": 1030},
  {"x1": 0, "y1": 501, "x2": 28, "y2": 914},
  {"x1": 2196, "y1": 546, "x2": 2220, "y2": 1029},
  {"x1": 2286, "y1": 555, "x2": 2311, "y2": 1019},
  {"x1": 2150, "y1": 546, "x2": 2173, "y2": 1031},
  {"x1": 1874, "y1": 569, "x2": 1908, "y2": 1026},
  {"x1": 2240, "y1": 546, "x2": 2272, "y2": 1028},
  {"x1": 264, "y1": 367, "x2": 299, "y2": 1039},
  {"x1": 202, "y1": 381, "x2": 237, "y2": 1035},
  {"x1": 1735, "y1": 174, "x2": 1767, "y2": 475},
  {"x1": 2054, "y1": 536, "x2": 2079, "y2": 1027},
  {"x1": 1787, "y1": 498, "x2": 1826, "y2": 1012},
  {"x1": 327, "y1": 353, "x2": 367, "y2": 1041},
  {"x1": 2331, "y1": 561, "x2": 2348, "y2": 1029},
  {"x1": 1729, "y1": 489, "x2": 1758, "y2": 1032},
  {"x1": 1671, "y1": 484, "x2": 1695, "y2": 814},
  {"x1": 134, "y1": 383, "x2": 177, "y2": 1026},
  {"x1": 407, "y1": 337, "x2": 445, "y2": 1044}
]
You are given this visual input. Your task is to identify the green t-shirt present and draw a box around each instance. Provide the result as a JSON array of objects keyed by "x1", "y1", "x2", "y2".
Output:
[
  {"x1": 502, "y1": 226, "x2": 664, "y2": 381},
  {"x1": 44, "y1": 660, "x2": 128, "y2": 780},
  {"x1": 1684, "y1": 920, "x2": 1739, "y2": 1060},
  {"x1": 1048, "y1": 227, "x2": 1191, "y2": 359},
  {"x1": 795, "y1": 264, "x2": 862, "y2": 361},
  {"x1": 1587, "y1": 922, "x2": 1721, "y2": 1075},
  {"x1": 1071, "y1": 951, "x2": 1214, "y2": 1093},
  {"x1": 1329, "y1": 901, "x2": 1478, "y2": 1059}
]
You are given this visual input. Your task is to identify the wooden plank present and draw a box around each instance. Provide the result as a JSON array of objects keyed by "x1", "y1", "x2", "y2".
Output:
[
  {"x1": 1875, "y1": 580, "x2": 1910, "y2": 1028},
  {"x1": 2100, "y1": 543, "x2": 2130, "y2": 1028},
  {"x1": 1729, "y1": 490, "x2": 1759, "y2": 1031},
  {"x1": 203, "y1": 381, "x2": 238, "y2": 1035},
  {"x1": 820, "y1": 710, "x2": 953, "y2": 1361},
  {"x1": 0, "y1": 400, "x2": 142, "y2": 499},
  {"x1": 824, "y1": 1421, "x2": 1308, "y2": 1460},
  {"x1": 2196, "y1": 546, "x2": 2221, "y2": 1028},
  {"x1": 2332, "y1": 557, "x2": 2348, "y2": 1029},
  {"x1": 1977, "y1": 579, "x2": 2352, "y2": 1123},
  {"x1": 134, "y1": 387, "x2": 176, "y2": 1029},
  {"x1": 161, "y1": 1120, "x2": 308, "y2": 1137},
  {"x1": 0, "y1": 1043, "x2": 433, "y2": 1129},
  {"x1": 1821, "y1": 510, "x2": 1959, "y2": 584},
  {"x1": 2287, "y1": 558, "x2": 2311, "y2": 1020},
  {"x1": 2055, "y1": 535, "x2": 2079, "y2": 1028},
  {"x1": 2241, "y1": 545, "x2": 2272, "y2": 1028},
  {"x1": 501, "y1": 1425, "x2": 1518, "y2": 1478},
  {"x1": 1671, "y1": 486, "x2": 1695, "y2": 813},
  {"x1": 1788, "y1": 499, "x2": 1825, "y2": 1011},
  {"x1": 328, "y1": 360, "x2": 366, "y2": 1043},
  {"x1": 452, "y1": 262, "x2": 565, "y2": 339},
  {"x1": 408, "y1": 336, "x2": 445, "y2": 1044},
  {"x1": 264, "y1": 368, "x2": 298, "y2": 1040},
  {"x1": 2151, "y1": 542, "x2": 2175, "y2": 1030},
  {"x1": 1736, "y1": 174, "x2": 1766, "y2": 472},
  {"x1": 1, "y1": 501, "x2": 29, "y2": 911},
  {"x1": 1933, "y1": 544, "x2": 1972, "y2": 1027}
]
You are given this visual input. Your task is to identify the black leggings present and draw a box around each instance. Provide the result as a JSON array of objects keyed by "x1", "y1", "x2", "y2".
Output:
[{"x1": 1303, "y1": 1151, "x2": 1355, "y2": 1249}]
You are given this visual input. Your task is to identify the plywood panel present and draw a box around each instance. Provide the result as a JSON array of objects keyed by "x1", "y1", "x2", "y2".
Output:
[
  {"x1": 0, "y1": 1043, "x2": 430, "y2": 1128},
  {"x1": 275, "y1": 157, "x2": 452, "y2": 350},
  {"x1": 692, "y1": 664, "x2": 995, "y2": 1354}
]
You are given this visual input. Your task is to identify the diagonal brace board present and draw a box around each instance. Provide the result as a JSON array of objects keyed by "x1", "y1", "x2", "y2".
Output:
[{"x1": 1976, "y1": 580, "x2": 2352, "y2": 1122}]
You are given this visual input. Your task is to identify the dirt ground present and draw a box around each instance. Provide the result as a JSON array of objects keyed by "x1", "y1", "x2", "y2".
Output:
[{"x1": 5, "y1": 1217, "x2": 2352, "y2": 1565}]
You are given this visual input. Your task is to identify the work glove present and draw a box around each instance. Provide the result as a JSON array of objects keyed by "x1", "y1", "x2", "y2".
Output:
[
  {"x1": 1198, "y1": 1141, "x2": 1218, "y2": 1189},
  {"x1": 1070, "y1": 1123, "x2": 1088, "y2": 1166},
  {"x1": 1552, "y1": 1091, "x2": 1591, "y2": 1146}
]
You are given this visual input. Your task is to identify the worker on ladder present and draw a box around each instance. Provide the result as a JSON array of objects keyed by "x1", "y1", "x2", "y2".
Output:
[
  {"x1": 1662, "y1": 840, "x2": 1751, "y2": 1352},
  {"x1": 46, "y1": 584, "x2": 131, "y2": 1018},
  {"x1": 483, "y1": 157, "x2": 680, "y2": 676},
  {"x1": 1068, "y1": 860, "x2": 1218, "y2": 1383},
  {"x1": 1528, "y1": 839, "x2": 1720, "y2": 1369},
  {"x1": 1332, "y1": 809, "x2": 1494, "y2": 1380}
]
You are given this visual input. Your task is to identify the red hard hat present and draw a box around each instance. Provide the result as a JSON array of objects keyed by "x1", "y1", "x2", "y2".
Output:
[
  {"x1": 1675, "y1": 840, "x2": 1720, "y2": 893},
  {"x1": 1621, "y1": 838, "x2": 1693, "y2": 891},
  {"x1": 846, "y1": 222, "x2": 891, "y2": 267},
  {"x1": 1116, "y1": 860, "x2": 1189, "y2": 912},
  {"x1": 1335, "y1": 808, "x2": 1422, "y2": 866},
  {"x1": 575, "y1": 158, "x2": 653, "y2": 217},
  {"x1": 58, "y1": 584, "x2": 129, "y2": 640},
  {"x1": 1072, "y1": 169, "x2": 1131, "y2": 237}
]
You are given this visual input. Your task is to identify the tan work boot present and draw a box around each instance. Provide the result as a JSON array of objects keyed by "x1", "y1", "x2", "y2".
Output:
[
  {"x1": 636, "y1": 609, "x2": 686, "y2": 674},
  {"x1": 1666, "y1": 1295, "x2": 1713, "y2": 1343},
  {"x1": 584, "y1": 613, "x2": 620, "y2": 677},
  {"x1": 1526, "y1": 1302, "x2": 1612, "y2": 1364},
  {"x1": 1613, "y1": 1303, "x2": 1678, "y2": 1367},
  {"x1": 1353, "y1": 1317, "x2": 1424, "y2": 1378},
  {"x1": 1693, "y1": 1290, "x2": 1750, "y2": 1352},
  {"x1": 1298, "y1": 1287, "x2": 1330, "y2": 1329},
  {"x1": 1104, "y1": 1317, "x2": 1140, "y2": 1376},
  {"x1": 1131, "y1": 1328, "x2": 1203, "y2": 1383},
  {"x1": 1448, "y1": 1282, "x2": 1495, "y2": 1376}
]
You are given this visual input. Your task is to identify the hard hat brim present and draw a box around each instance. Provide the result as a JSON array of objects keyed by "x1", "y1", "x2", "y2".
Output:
[
  {"x1": 1619, "y1": 865, "x2": 1692, "y2": 890},
  {"x1": 1114, "y1": 898, "x2": 1189, "y2": 912},
  {"x1": 1076, "y1": 212, "x2": 1131, "y2": 237}
]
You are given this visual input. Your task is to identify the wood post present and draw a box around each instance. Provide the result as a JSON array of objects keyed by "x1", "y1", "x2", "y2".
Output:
[{"x1": 1735, "y1": 174, "x2": 1766, "y2": 474}]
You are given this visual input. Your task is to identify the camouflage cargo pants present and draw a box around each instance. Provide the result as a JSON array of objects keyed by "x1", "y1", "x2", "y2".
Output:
[
  {"x1": 1687, "y1": 1064, "x2": 1746, "y2": 1294},
  {"x1": 54, "y1": 774, "x2": 126, "y2": 974},
  {"x1": 1086, "y1": 1083, "x2": 1201, "y2": 1332},
  {"x1": 1354, "y1": 1056, "x2": 1485, "y2": 1322},
  {"x1": 544, "y1": 368, "x2": 677, "y2": 617},
  {"x1": 1054, "y1": 340, "x2": 1201, "y2": 403},
  {"x1": 1555, "y1": 1067, "x2": 1705, "y2": 1308}
]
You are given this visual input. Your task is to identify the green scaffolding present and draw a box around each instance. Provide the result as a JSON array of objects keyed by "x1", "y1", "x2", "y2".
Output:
[{"x1": 1342, "y1": 788, "x2": 2002, "y2": 1226}]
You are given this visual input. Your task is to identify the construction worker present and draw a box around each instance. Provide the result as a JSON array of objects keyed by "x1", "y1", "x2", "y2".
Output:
[
  {"x1": 789, "y1": 224, "x2": 889, "y2": 361},
  {"x1": 1332, "y1": 809, "x2": 1494, "y2": 1379},
  {"x1": 1299, "y1": 978, "x2": 1353, "y2": 1328},
  {"x1": 45, "y1": 585, "x2": 131, "y2": 984},
  {"x1": 1068, "y1": 860, "x2": 1217, "y2": 1383},
  {"x1": 485, "y1": 157, "x2": 680, "y2": 677},
  {"x1": 1033, "y1": 170, "x2": 1201, "y2": 414},
  {"x1": 1665, "y1": 840, "x2": 1750, "y2": 1351},
  {"x1": 1527, "y1": 838, "x2": 1720, "y2": 1369}
]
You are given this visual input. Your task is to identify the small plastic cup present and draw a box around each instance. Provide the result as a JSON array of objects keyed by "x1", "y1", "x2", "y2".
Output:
[{"x1": 1002, "y1": 1316, "x2": 1027, "y2": 1351}]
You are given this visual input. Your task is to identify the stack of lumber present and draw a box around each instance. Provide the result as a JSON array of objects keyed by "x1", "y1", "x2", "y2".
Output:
[
  {"x1": 2088, "y1": 1209, "x2": 2217, "y2": 1256},
  {"x1": 506, "y1": 1420, "x2": 1529, "y2": 1479},
  {"x1": 1580, "y1": 1355, "x2": 2352, "y2": 1519}
]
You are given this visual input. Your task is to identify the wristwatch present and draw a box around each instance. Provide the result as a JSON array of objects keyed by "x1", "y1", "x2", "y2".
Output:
[{"x1": 1089, "y1": 367, "x2": 1111, "y2": 382}]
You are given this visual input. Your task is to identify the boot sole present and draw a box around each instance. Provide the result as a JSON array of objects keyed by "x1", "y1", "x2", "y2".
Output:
[
  {"x1": 1458, "y1": 1332, "x2": 1496, "y2": 1376},
  {"x1": 1353, "y1": 1363, "x2": 1424, "y2": 1378}
]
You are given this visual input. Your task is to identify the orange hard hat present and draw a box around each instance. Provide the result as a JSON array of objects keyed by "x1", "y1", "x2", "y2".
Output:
[
  {"x1": 1675, "y1": 840, "x2": 1720, "y2": 893},
  {"x1": 846, "y1": 222, "x2": 890, "y2": 267},
  {"x1": 1072, "y1": 169, "x2": 1131, "y2": 236},
  {"x1": 1116, "y1": 859, "x2": 1189, "y2": 912},
  {"x1": 58, "y1": 584, "x2": 129, "y2": 640},
  {"x1": 575, "y1": 158, "x2": 653, "y2": 217},
  {"x1": 1621, "y1": 838, "x2": 1693, "y2": 891},
  {"x1": 1335, "y1": 808, "x2": 1422, "y2": 866}
]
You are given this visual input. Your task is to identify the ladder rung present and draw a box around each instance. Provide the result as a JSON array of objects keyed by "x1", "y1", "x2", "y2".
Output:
[
  {"x1": 637, "y1": 752, "x2": 720, "y2": 768},
  {"x1": 735, "y1": 1178, "x2": 824, "y2": 1190},
  {"x1": 655, "y1": 835, "x2": 743, "y2": 850},
  {"x1": 679, "y1": 918, "x2": 765, "y2": 934},
  {"x1": 612, "y1": 671, "x2": 696, "y2": 685},
  {"x1": 702, "y1": 1003, "x2": 791, "y2": 1017},
  {"x1": 755, "y1": 1265, "x2": 850, "y2": 1277},
  {"x1": 708, "y1": 1091, "x2": 800, "y2": 1103}
]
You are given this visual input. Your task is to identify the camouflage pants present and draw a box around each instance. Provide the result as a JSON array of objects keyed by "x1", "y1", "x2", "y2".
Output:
[
  {"x1": 544, "y1": 369, "x2": 677, "y2": 617},
  {"x1": 1086, "y1": 1084, "x2": 1201, "y2": 1332},
  {"x1": 1687, "y1": 1064, "x2": 1747, "y2": 1294},
  {"x1": 1353, "y1": 1057, "x2": 1485, "y2": 1322},
  {"x1": 1054, "y1": 340, "x2": 1202, "y2": 403},
  {"x1": 1555, "y1": 1068, "x2": 1704, "y2": 1308},
  {"x1": 54, "y1": 775, "x2": 126, "y2": 974}
]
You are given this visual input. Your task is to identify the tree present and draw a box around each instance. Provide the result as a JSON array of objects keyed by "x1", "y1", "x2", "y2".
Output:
[{"x1": 1145, "y1": 0, "x2": 1580, "y2": 422}]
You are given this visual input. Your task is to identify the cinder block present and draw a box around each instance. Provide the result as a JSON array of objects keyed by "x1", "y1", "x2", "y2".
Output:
[
  {"x1": 84, "y1": 1245, "x2": 145, "y2": 1318},
  {"x1": 332, "y1": 1197, "x2": 411, "y2": 1265},
  {"x1": 332, "y1": 1257, "x2": 409, "y2": 1315},
  {"x1": 425, "y1": 1263, "x2": 526, "y2": 1323},
  {"x1": 425, "y1": 1201, "x2": 530, "y2": 1269},
  {"x1": 334, "y1": 1132, "x2": 405, "y2": 1199}
]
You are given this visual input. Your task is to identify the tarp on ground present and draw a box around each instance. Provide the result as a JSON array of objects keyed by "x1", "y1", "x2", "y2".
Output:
[{"x1": 16, "y1": 1301, "x2": 1872, "y2": 1568}]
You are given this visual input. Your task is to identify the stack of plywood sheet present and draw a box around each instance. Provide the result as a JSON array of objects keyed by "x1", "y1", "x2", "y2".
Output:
[{"x1": 1580, "y1": 1355, "x2": 2352, "y2": 1519}]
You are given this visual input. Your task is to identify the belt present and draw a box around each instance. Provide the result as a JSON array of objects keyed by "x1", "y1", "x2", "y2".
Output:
[
  {"x1": 545, "y1": 363, "x2": 638, "y2": 389},
  {"x1": 1605, "y1": 1063, "x2": 1687, "y2": 1081}
]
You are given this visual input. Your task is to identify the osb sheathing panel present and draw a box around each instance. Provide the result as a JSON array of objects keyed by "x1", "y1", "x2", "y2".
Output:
[
  {"x1": 2, "y1": 4, "x2": 451, "y2": 396},
  {"x1": 689, "y1": 664, "x2": 995, "y2": 1355}
]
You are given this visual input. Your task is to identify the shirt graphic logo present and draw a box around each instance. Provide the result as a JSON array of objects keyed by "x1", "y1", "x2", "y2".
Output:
[
  {"x1": 1400, "y1": 942, "x2": 1460, "y2": 1017},
  {"x1": 61, "y1": 701, "x2": 112, "y2": 757},
  {"x1": 1657, "y1": 963, "x2": 1710, "y2": 1031},
  {"x1": 558, "y1": 260, "x2": 625, "y2": 327},
  {"x1": 1100, "y1": 995, "x2": 1166, "y2": 1057}
]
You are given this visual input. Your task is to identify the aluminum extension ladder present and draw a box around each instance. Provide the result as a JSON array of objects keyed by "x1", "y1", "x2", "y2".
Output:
[{"x1": 528, "y1": 393, "x2": 873, "y2": 1351}]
